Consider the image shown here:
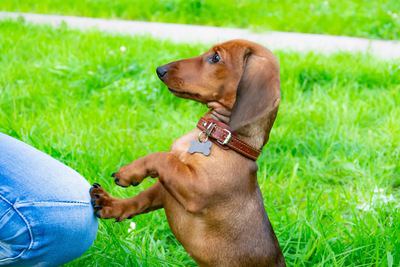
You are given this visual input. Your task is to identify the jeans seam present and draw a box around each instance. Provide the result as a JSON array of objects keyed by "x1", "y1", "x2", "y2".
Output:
[
  {"x1": 14, "y1": 200, "x2": 91, "y2": 208},
  {"x1": 0, "y1": 193, "x2": 34, "y2": 263},
  {"x1": 0, "y1": 207, "x2": 12, "y2": 222}
]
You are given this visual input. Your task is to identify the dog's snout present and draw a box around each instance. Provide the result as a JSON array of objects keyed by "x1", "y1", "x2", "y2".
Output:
[{"x1": 156, "y1": 65, "x2": 169, "y2": 79}]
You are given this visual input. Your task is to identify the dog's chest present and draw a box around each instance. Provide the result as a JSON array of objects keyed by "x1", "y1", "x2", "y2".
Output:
[{"x1": 171, "y1": 129, "x2": 201, "y2": 159}]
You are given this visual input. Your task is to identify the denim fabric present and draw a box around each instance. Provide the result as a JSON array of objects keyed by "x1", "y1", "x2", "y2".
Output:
[{"x1": 0, "y1": 133, "x2": 98, "y2": 266}]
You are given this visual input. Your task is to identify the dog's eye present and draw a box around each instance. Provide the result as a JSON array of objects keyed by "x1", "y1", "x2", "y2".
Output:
[{"x1": 209, "y1": 53, "x2": 221, "y2": 64}]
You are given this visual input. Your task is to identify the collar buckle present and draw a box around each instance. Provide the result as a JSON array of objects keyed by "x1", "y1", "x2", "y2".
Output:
[{"x1": 217, "y1": 129, "x2": 232, "y2": 145}]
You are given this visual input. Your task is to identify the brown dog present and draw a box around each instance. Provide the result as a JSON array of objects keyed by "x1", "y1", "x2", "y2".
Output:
[{"x1": 90, "y1": 39, "x2": 284, "y2": 266}]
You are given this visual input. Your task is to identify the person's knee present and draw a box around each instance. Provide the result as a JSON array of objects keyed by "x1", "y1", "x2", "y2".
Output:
[
  {"x1": 0, "y1": 134, "x2": 98, "y2": 266},
  {"x1": 22, "y1": 202, "x2": 98, "y2": 266}
]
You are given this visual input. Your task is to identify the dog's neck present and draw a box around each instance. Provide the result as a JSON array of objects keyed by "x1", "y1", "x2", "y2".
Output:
[
  {"x1": 207, "y1": 102, "x2": 231, "y2": 124},
  {"x1": 206, "y1": 102, "x2": 267, "y2": 151}
]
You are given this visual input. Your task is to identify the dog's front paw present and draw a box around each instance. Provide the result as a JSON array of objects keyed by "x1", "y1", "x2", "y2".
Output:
[
  {"x1": 89, "y1": 183, "x2": 131, "y2": 221},
  {"x1": 111, "y1": 161, "x2": 149, "y2": 187}
]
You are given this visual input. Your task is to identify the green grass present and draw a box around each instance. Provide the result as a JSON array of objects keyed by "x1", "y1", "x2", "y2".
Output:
[
  {"x1": 1, "y1": 20, "x2": 400, "y2": 266},
  {"x1": 1, "y1": 0, "x2": 400, "y2": 40}
]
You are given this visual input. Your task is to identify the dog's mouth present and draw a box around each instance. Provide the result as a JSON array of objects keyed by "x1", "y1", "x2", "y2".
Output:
[
  {"x1": 168, "y1": 88, "x2": 202, "y2": 101},
  {"x1": 168, "y1": 88, "x2": 182, "y2": 94}
]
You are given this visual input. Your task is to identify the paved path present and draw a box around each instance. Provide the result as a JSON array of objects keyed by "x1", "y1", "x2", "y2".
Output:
[{"x1": 1, "y1": 12, "x2": 399, "y2": 60}]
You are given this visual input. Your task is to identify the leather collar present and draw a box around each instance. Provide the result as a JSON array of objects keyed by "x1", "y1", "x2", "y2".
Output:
[{"x1": 197, "y1": 117, "x2": 261, "y2": 160}]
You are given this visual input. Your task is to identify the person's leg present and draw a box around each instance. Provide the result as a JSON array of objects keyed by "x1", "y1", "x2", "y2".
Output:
[{"x1": 0, "y1": 133, "x2": 98, "y2": 266}]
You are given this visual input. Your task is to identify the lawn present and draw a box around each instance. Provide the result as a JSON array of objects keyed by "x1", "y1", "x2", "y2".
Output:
[
  {"x1": 0, "y1": 20, "x2": 399, "y2": 266},
  {"x1": 1, "y1": 0, "x2": 400, "y2": 40}
]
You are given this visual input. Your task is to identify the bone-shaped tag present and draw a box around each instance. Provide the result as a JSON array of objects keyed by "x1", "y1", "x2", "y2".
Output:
[{"x1": 188, "y1": 140, "x2": 212, "y2": 156}]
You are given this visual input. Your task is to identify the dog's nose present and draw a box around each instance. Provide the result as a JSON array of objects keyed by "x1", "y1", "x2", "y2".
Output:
[{"x1": 156, "y1": 65, "x2": 169, "y2": 79}]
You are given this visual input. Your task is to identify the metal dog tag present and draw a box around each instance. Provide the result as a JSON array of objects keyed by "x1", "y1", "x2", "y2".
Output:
[{"x1": 188, "y1": 140, "x2": 212, "y2": 156}]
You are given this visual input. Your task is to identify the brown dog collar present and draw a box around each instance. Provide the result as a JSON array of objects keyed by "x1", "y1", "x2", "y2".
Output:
[{"x1": 197, "y1": 117, "x2": 261, "y2": 160}]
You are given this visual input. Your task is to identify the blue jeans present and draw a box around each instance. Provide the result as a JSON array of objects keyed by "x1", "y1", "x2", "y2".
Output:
[{"x1": 0, "y1": 133, "x2": 98, "y2": 266}]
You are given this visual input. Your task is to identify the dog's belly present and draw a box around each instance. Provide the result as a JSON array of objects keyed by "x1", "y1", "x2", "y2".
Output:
[{"x1": 162, "y1": 187, "x2": 281, "y2": 266}]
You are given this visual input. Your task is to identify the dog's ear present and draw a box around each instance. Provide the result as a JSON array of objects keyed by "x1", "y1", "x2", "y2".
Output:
[{"x1": 229, "y1": 50, "x2": 280, "y2": 132}]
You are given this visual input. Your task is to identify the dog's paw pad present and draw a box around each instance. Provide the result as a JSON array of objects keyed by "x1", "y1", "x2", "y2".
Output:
[{"x1": 114, "y1": 178, "x2": 131, "y2": 188}]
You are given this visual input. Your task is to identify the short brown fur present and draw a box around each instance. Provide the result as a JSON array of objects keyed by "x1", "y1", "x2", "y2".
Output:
[{"x1": 90, "y1": 39, "x2": 285, "y2": 266}]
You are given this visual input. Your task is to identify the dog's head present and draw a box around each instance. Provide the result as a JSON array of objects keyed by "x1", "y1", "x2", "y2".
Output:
[{"x1": 157, "y1": 39, "x2": 280, "y2": 136}]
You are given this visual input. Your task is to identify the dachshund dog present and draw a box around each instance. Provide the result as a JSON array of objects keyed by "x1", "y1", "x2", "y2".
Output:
[{"x1": 90, "y1": 39, "x2": 285, "y2": 266}]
